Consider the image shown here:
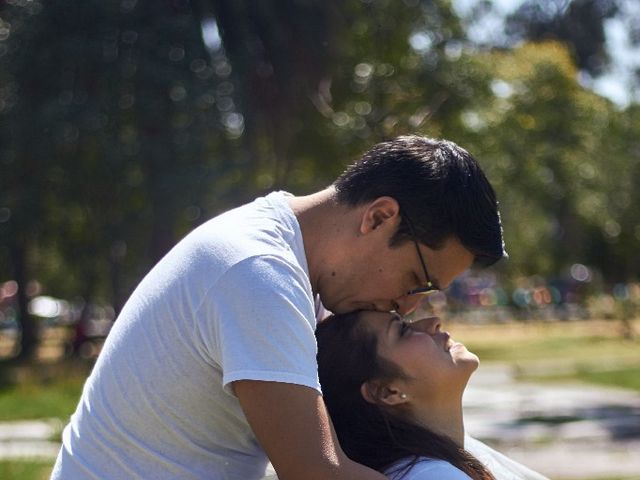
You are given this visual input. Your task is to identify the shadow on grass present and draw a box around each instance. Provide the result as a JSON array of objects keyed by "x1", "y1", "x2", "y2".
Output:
[{"x1": 513, "y1": 403, "x2": 640, "y2": 442}]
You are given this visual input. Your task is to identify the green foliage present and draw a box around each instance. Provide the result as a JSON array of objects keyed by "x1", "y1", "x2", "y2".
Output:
[
  {"x1": 1, "y1": 0, "x2": 639, "y2": 336},
  {"x1": 459, "y1": 41, "x2": 638, "y2": 281},
  {"x1": 1, "y1": 1, "x2": 226, "y2": 313},
  {"x1": 505, "y1": 0, "x2": 620, "y2": 75}
]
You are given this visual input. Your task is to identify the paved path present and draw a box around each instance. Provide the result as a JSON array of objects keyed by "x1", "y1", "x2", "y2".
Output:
[
  {"x1": 0, "y1": 419, "x2": 61, "y2": 460},
  {"x1": 463, "y1": 364, "x2": 640, "y2": 479},
  {"x1": 1, "y1": 365, "x2": 639, "y2": 479}
]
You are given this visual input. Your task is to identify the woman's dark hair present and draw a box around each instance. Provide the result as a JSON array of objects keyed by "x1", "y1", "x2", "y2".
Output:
[
  {"x1": 333, "y1": 135, "x2": 506, "y2": 268},
  {"x1": 316, "y1": 312, "x2": 495, "y2": 480}
]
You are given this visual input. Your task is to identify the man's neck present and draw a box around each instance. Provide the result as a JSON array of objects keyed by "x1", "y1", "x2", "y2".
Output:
[{"x1": 287, "y1": 187, "x2": 343, "y2": 294}]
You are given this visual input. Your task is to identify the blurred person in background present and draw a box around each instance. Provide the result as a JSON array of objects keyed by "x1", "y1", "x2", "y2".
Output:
[
  {"x1": 51, "y1": 135, "x2": 505, "y2": 480},
  {"x1": 317, "y1": 311, "x2": 548, "y2": 480}
]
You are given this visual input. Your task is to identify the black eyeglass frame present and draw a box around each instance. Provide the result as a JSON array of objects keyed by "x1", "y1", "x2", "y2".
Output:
[{"x1": 403, "y1": 213, "x2": 438, "y2": 296}]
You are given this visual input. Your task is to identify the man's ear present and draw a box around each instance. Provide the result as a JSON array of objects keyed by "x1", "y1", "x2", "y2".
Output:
[
  {"x1": 359, "y1": 197, "x2": 400, "y2": 234},
  {"x1": 360, "y1": 381, "x2": 409, "y2": 406}
]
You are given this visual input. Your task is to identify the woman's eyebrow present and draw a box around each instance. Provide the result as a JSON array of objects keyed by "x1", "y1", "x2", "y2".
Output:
[{"x1": 387, "y1": 314, "x2": 401, "y2": 336}]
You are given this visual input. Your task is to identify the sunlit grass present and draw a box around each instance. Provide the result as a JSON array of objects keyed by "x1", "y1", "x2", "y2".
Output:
[
  {"x1": 452, "y1": 318, "x2": 639, "y2": 361},
  {"x1": 0, "y1": 366, "x2": 86, "y2": 422},
  {"x1": 524, "y1": 365, "x2": 640, "y2": 392},
  {"x1": 0, "y1": 460, "x2": 53, "y2": 480},
  {"x1": 451, "y1": 318, "x2": 640, "y2": 391},
  {"x1": 0, "y1": 320, "x2": 637, "y2": 480}
]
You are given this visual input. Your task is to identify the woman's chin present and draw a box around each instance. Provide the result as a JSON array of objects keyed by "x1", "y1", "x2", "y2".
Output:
[
  {"x1": 469, "y1": 354, "x2": 480, "y2": 372},
  {"x1": 451, "y1": 343, "x2": 479, "y2": 366},
  {"x1": 456, "y1": 349, "x2": 480, "y2": 375}
]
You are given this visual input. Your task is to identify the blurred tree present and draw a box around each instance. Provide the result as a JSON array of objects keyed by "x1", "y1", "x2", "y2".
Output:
[
  {"x1": 2, "y1": 0, "x2": 638, "y2": 357},
  {"x1": 315, "y1": 0, "x2": 490, "y2": 152},
  {"x1": 461, "y1": 41, "x2": 632, "y2": 282},
  {"x1": 0, "y1": 0, "x2": 221, "y2": 358},
  {"x1": 1, "y1": 1, "x2": 49, "y2": 359},
  {"x1": 193, "y1": 0, "x2": 488, "y2": 191},
  {"x1": 193, "y1": 0, "x2": 338, "y2": 192},
  {"x1": 587, "y1": 103, "x2": 640, "y2": 281},
  {"x1": 505, "y1": 0, "x2": 619, "y2": 75},
  {"x1": 2, "y1": 0, "x2": 495, "y2": 332}
]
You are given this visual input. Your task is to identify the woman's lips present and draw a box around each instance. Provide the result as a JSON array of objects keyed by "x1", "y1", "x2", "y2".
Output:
[
  {"x1": 443, "y1": 332, "x2": 452, "y2": 351},
  {"x1": 444, "y1": 332, "x2": 465, "y2": 352}
]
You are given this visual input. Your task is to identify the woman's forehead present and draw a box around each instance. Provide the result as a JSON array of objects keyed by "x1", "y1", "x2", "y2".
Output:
[{"x1": 358, "y1": 311, "x2": 400, "y2": 336}]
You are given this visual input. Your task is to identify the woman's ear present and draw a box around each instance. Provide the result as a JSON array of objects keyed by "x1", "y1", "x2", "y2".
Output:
[{"x1": 360, "y1": 381, "x2": 410, "y2": 406}]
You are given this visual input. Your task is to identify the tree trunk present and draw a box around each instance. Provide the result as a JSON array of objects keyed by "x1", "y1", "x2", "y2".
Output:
[{"x1": 12, "y1": 240, "x2": 37, "y2": 360}]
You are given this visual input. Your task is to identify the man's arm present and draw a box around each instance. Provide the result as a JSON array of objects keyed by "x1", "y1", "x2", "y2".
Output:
[{"x1": 234, "y1": 380, "x2": 387, "y2": 480}]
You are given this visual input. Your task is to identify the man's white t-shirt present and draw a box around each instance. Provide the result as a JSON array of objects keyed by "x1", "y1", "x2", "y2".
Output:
[{"x1": 51, "y1": 192, "x2": 320, "y2": 480}]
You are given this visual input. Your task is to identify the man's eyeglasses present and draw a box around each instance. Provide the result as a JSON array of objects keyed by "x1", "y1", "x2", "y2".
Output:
[{"x1": 403, "y1": 213, "x2": 438, "y2": 296}]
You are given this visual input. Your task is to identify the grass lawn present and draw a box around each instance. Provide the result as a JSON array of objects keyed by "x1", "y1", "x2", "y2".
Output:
[
  {"x1": 0, "y1": 319, "x2": 637, "y2": 424},
  {"x1": 0, "y1": 460, "x2": 54, "y2": 480},
  {"x1": 528, "y1": 365, "x2": 640, "y2": 391},
  {"x1": 0, "y1": 363, "x2": 88, "y2": 422},
  {"x1": 451, "y1": 318, "x2": 640, "y2": 391},
  {"x1": 0, "y1": 320, "x2": 637, "y2": 480}
]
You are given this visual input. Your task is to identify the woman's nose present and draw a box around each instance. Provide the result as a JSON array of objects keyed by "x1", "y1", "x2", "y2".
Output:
[{"x1": 410, "y1": 316, "x2": 441, "y2": 334}]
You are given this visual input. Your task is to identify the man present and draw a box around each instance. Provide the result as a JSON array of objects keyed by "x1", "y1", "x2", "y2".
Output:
[{"x1": 52, "y1": 135, "x2": 505, "y2": 479}]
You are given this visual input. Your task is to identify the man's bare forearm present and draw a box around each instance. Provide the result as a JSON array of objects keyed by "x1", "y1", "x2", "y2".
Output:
[{"x1": 234, "y1": 380, "x2": 386, "y2": 480}]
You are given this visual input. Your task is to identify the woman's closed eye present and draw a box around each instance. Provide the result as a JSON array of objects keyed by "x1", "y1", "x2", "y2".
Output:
[{"x1": 399, "y1": 320, "x2": 411, "y2": 337}]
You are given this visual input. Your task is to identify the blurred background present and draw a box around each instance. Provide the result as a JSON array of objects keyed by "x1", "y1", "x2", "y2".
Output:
[{"x1": 0, "y1": 0, "x2": 639, "y2": 479}]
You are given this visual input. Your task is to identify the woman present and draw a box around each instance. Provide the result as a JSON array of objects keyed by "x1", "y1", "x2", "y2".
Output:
[{"x1": 316, "y1": 311, "x2": 548, "y2": 480}]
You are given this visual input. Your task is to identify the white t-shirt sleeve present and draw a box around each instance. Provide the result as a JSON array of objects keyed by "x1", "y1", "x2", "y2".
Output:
[
  {"x1": 202, "y1": 254, "x2": 320, "y2": 394},
  {"x1": 387, "y1": 458, "x2": 472, "y2": 480},
  {"x1": 464, "y1": 435, "x2": 549, "y2": 480}
]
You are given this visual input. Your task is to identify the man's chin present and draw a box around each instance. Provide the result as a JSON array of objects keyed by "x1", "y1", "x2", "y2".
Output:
[
  {"x1": 325, "y1": 303, "x2": 348, "y2": 315},
  {"x1": 320, "y1": 295, "x2": 383, "y2": 315},
  {"x1": 329, "y1": 302, "x2": 379, "y2": 315},
  {"x1": 318, "y1": 296, "x2": 349, "y2": 315}
]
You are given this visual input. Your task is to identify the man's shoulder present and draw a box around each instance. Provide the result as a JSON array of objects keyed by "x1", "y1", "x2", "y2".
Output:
[{"x1": 191, "y1": 192, "x2": 300, "y2": 259}]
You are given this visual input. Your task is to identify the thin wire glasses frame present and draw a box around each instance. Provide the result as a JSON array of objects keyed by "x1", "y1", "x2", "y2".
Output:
[{"x1": 403, "y1": 213, "x2": 438, "y2": 296}]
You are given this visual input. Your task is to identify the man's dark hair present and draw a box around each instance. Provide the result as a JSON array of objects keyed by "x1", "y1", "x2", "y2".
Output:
[{"x1": 333, "y1": 135, "x2": 506, "y2": 267}]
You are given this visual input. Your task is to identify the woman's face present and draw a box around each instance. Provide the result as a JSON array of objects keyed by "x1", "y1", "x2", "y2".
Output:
[{"x1": 360, "y1": 311, "x2": 478, "y2": 405}]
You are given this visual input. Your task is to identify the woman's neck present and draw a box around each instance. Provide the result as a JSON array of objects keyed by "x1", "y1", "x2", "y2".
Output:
[{"x1": 409, "y1": 399, "x2": 465, "y2": 446}]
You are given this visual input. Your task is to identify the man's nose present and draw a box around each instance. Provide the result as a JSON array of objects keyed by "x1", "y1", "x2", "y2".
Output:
[{"x1": 393, "y1": 294, "x2": 423, "y2": 316}]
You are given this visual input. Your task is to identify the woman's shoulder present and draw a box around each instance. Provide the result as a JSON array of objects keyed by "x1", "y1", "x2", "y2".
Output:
[{"x1": 386, "y1": 457, "x2": 473, "y2": 480}]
